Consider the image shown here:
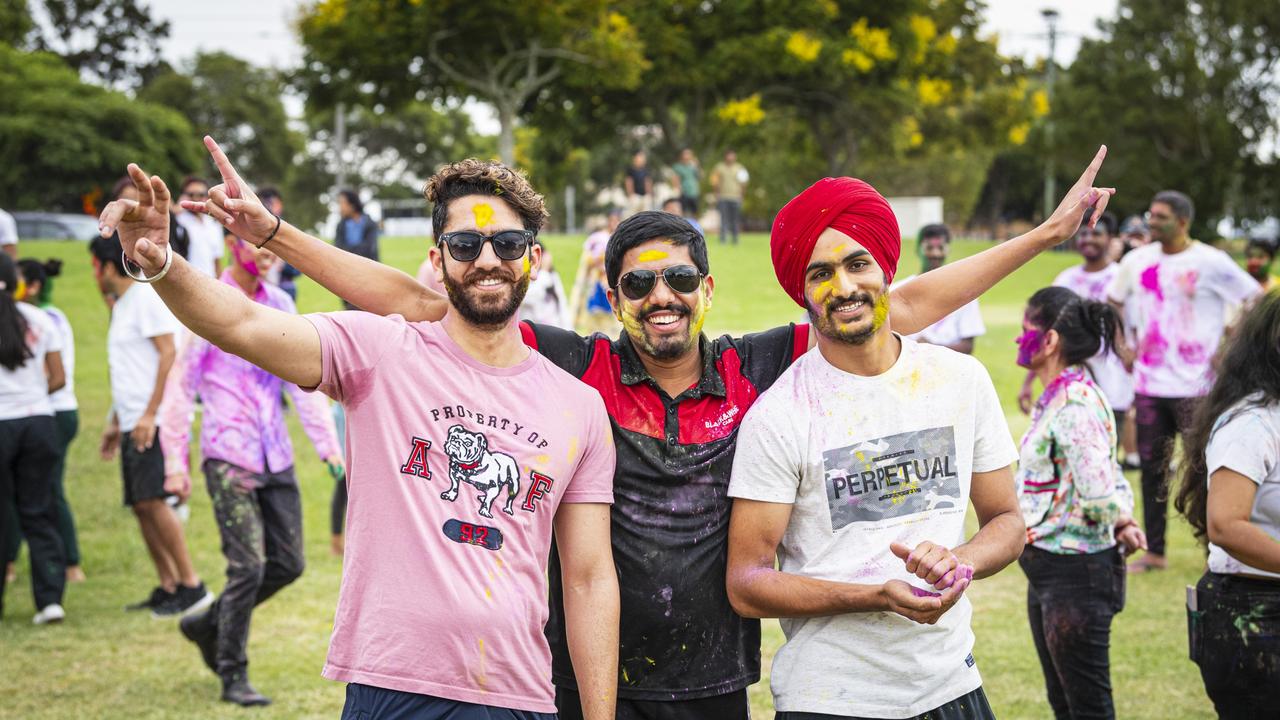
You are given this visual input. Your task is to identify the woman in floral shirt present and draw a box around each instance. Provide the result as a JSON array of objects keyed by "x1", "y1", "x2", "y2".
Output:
[{"x1": 1014, "y1": 286, "x2": 1146, "y2": 720}]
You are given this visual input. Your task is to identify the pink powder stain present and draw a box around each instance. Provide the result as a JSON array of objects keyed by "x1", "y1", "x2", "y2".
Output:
[
  {"x1": 1178, "y1": 341, "x2": 1207, "y2": 366},
  {"x1": 910, "y1": 587, "x2": 941, "y2": 598},
  {"x1": 1176, "y1": 269, "x2": 1199, "y2": 297},
  {"x1": 1139, "y1": 265, "x2": 1163, "y2": 301},
  {"x1": 1139, "y1": 323, "x2": 1168, "y2": 367}
]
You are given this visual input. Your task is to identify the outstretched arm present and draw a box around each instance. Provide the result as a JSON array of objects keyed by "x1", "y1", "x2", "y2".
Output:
[
  {"x1": 99, "y1": 164, "x2": 323, "y2": 388},
  {"x1": 889, "y1": 146, "x2": 1116, "y2": 335},
  {"x1": 184, "y1": 136, "x2": 448, "y2": 321}
]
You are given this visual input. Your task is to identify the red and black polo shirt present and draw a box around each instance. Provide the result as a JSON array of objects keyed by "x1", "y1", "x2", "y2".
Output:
[{"x1": 521, "y1": 320, "x2": 808, "y2": 701}]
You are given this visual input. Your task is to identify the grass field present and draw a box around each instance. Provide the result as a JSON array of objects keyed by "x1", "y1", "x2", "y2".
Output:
[{"x1": 0, "y1": 234, "x2": 1215, "y2": 719}]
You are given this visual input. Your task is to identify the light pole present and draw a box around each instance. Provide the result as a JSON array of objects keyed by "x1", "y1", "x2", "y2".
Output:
[{"x1": 1042, "y1": 8, "x2": 1060, "y2": 221}]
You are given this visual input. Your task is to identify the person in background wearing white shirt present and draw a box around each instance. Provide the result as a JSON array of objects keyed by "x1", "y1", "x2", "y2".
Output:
[
  {"x1": 0, "y1": 207, "x2": 17, "y2": 258},
  {"x1": 88, "y1": 232, "x2": 212, "y2": 618},
  {"x1": 1174, "y1": 292, "x2": 1280, "y2": 718},
  {"x1": 1, "y1": 259, "x2": 85, "y2": 587},
  {"x1": 0, "y1": 253, "x2": 67, "y2": 624},
  {"x1": 727, "y1": 177, "x2": 1031, "y2": 720},
  {"x1": 175, "y1": 176, "x2": 224, "y2": 277},
  {"x1": 896, "y1": 224, "x2": 985, "y2": 355},
  {"x1": 1108, "y1": 190, "x2": 1261, "y2": 573}
]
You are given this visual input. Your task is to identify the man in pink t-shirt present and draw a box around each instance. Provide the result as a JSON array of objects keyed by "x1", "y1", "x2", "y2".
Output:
[{"x1": 100, "y1": 143, "x2": 620, "y2": 720}]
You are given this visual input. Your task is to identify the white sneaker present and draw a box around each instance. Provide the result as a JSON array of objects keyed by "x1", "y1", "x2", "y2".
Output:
[{"x1": 33, "y1": 604, "x2": 65, "y2": 625}]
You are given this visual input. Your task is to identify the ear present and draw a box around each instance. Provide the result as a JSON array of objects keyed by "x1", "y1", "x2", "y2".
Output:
[
  {"x1": 429, "y1": 245, "x2": 445, "y2": 284},
  {"x1": 606, "y1": 287, "x2": 623, "y2": 321},
  {"x1": 1042, "y1": 328, "x2": 1062, "y2": 355},
  {"x1": 702, "y1": 273, "x2": 715, "y2": 308}
]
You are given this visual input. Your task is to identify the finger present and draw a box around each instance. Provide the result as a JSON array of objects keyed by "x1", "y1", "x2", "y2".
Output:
[
  {"x1": 909, "y1": 586, "x2": 941, "y2": 598},
  {"x1": 890, "y1": 542, "x2": 912, "y2": 562},
  {"x1": 922, "y1": 551, "x2": 957, "y2": 584},
  {"x1": 99, "y1": 200, "x2": 134, "y2": 236},
  {"x1": 204, "y1": 136, "x2": 244, "y2": 198},
  {"x1": 179, "y1": 200, "x2": 208, "y2": 214},
  {"x1": 1089, "y1": 189, "x2": 1115, "y2": 229},
  {"x1": 151, "y1": 175, "x2": 171, "y2": 213},
  {"x1": 1074, "y1": 145, "x2": 1107, "y2": 190},
  {"x1": 203, "y1": 197, "x2": 236, "y2": 226},
  {"x1": 134, "y1": 237, "x2": 167, "y2": 269},
  {"x1": 936, "y1": 567, "x2": 957, "y2": 589},
  {"x1": 127, "y1": 163, "x2": 155, "y2": 208}
]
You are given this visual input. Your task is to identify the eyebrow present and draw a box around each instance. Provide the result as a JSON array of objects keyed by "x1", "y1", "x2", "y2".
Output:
[{"x1": 806, "y1": 249, "x2": 870, "y2": 275}]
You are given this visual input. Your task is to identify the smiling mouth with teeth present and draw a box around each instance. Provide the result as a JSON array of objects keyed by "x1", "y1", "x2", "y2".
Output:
[{"x1": 647, "y1": 313, "x2": 683, "y2": 325}]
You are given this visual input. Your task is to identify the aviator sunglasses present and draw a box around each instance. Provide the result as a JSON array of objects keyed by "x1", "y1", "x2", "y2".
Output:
[
  {"x1": 438, "y1": 229, "x2": 535, "y2": 262},
  {"x1": 617, "y1": 264, "x2": 703, "y2": 301}
]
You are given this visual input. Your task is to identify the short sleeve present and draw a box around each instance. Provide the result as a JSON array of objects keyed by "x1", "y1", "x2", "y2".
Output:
[
  {"x1": 34, "y1": 309, "x2": 62, "y2": 354},
  {"x1": 970, "y1": 361, "x2": 1017, "y2": 473},
  {"x1": 136, "y1": 289, "x2": 181, "y2": 339},
  {"x1": 523, "y1": 321, "x2": 595, "y2": 378},
  {"x1": 561, "y1": 393, "x2": 616, "y2": 504},
  {"x1": 302, "y1": 311, "x2": 397, "y2": 402},
  {"x1": 1207, "y1": 409, "x2": 1278, "y2": 485},
  {"x1": 728, "y1": 394, "x2": 805, "y2": 504},
  {"x1": 1106, "y1": 256, "x2": 1135, "y2": 304},
  {"x1": 1209, "y1": 250, "x2": 1263, "y2": 307}
]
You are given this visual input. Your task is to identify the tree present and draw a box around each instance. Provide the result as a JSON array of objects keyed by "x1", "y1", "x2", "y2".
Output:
[
  {"x1": 28, "y1": 0, "x2": 171, "y2": 88},
  {"x1": 295, "y1": 0, "x2": 647, "y2": 165},
  {"x1": 0, "y1": 0, "x2": 33, "y2": 47},
  {"x1": 0, "y1": 45, "x2": 199, "y2": 210},
  {"x1": 1051, "y1": 0, "x2": 1280, "y2": 236}
]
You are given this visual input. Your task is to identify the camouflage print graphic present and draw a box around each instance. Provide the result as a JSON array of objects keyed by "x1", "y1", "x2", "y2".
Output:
[
  {"x1": 823, "y1": 426, "x2": 962, "y2": 531},
  {"x1": 202, "y1": 459, "x2": 304, "y2": 678}
]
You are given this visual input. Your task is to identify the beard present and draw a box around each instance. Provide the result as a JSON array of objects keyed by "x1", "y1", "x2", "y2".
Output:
[
  {"x1": 808, "y1": 290, "x2": 881, "y2": 346},
  {"x1": 633, "y1": 302, "x2": 696, "y2": 360},
  {"x1": 442, "y1": 266, "x2": 530, "y2": 328}
]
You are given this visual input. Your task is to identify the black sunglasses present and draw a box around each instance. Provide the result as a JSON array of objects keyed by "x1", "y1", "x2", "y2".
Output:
[
  {"x1": 438, "y1": 230, "x2": 534, "y2": 262},
  {"x1": 617, "y1": 264, "x2": 703, "y2": 301}
]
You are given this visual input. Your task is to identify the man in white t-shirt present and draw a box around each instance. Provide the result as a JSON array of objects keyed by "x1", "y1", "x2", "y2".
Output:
[
  {"x1": 174, "y1": 177, "x2": 224, "y2": 277},
  {"x1": 88, "y1": 233, "x2": 212, "y2": 617},
  {"x1": 896, "y1": 224, "x2": 984, "y2": 354},
  {"x1": 1108, "y1": 190, "x2": 1260, "y2": 572},
  {"x1": 726, "y1": 177, "x2": 1025, "y2": 719},
  {"x1": 0, "y1": 207, "x2": 18, "y2": 258}
]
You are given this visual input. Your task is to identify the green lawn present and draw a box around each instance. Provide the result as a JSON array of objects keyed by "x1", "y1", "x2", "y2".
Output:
[{"x1": 0, "y1": 235, "x2": 1214, "y2": 719}]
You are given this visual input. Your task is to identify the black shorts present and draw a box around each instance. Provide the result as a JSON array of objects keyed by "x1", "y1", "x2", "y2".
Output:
[
  {"x1": 775, "y1": 686, "x2": 994, "y2": 720},
  {"x1": 121, "y1": 428, "x2": 167, "y2": 506},
  {"x1": 341, "y1": 684, "x2": 556, "y2": 720},
  {"x1": 557, "y1": 686, "x2": 748, "y2": 720}
]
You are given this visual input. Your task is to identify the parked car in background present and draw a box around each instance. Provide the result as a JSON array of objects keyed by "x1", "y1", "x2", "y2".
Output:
[{"x1": 14, "y1": 212, "x2": 101, "y2": 241}]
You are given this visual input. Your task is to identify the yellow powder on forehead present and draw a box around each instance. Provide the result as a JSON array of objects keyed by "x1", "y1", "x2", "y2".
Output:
[
  {"x1": 473, "y1": 203, "x2": 494, "y2": 228},
  {"x1": 637, "y1": 249, "x2": 669, "y2": 263}
]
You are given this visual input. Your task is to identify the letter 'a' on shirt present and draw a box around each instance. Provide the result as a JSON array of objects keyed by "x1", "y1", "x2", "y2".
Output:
[
  {"x1": 1206, "y1": 395, "x2": 1280, "y2": 580},
  {"x1": 303, "y1": 312, "x2": 615, "y2": 714},
  {"x1": 728, "y1": 336, "x2": 1017, "y2": 717}
]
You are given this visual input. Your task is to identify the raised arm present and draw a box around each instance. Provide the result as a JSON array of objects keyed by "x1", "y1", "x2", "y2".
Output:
[
  {"x1": 889, "y1": 146, "x2": 1116, "y2": 335},
  {"x1": 99, "y1": 164, "x2": 323, "y2": 389},
  {"x1": 184, "y1": 136, "x2": 447, "y2": 321}
]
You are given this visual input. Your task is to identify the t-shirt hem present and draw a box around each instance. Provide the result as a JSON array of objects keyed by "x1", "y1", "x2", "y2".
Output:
[
  {"x1": 774, "y1": 676, "x2": 983, "y2": 718},
  {"x1": 323, "y1": 663, "x2": 556, "y2": 714},
  {"x1": 554, "y1": 672, "x2": 758, "y2": 701}
]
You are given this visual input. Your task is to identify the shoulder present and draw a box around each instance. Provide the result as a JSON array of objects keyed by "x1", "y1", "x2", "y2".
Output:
[
  {"x1": 533, "y1": 352, "x2": 609, "y2": 412},
  {"x1": 1121, "y1": 243, "x2": 1159, "y2": 267},
  {"x1": 910, "y1": 338, "x2": 981, "y2": 373},
  {"x1": 17, "y1": 302, "x2": 53, "y2": 331},
  {"x1": 1212, "y1": 396, "x2": 1279, "y2": 440},
  {"x1": 1052, "y1": 267, "x2": 1077, "y2": 287}
]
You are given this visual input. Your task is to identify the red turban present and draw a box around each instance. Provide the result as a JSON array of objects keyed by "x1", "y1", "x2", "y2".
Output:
[{"x1": 770, "y1": 177, "x2": 901, "y2": 307}]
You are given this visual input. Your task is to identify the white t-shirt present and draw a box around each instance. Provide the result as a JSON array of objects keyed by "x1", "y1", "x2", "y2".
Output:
[
  {"x1": 40, "y1": 306, "x2": 77, "y2": 412},
  {"x1": 0, "y1": 303, "x2": 61, "y2": 420},
  {"x1": 1053, "y1": 264, "x2": 1134, "y2": 411},
  {"x1": 108, "y1": 284, "x2": 181, "y2": 432},
  {"x1": 1206, "y1": 397, "x2": 1280, "y2": 579},
  {"x1": 0, "y1": 209, "x2": 17, "y2": 248},
  {"x1": 895, "y1": 274, "x2": 985, "y2": 348},
  {"x1": 728, "y1": 336, "x2": 1018, "y2": 718},
  {"x1": 175, "y1": 212, "x2": 224, "y2": 277},
  {"x1": 1108, "y1": 242, "x2": 1259, "y2": 398}
]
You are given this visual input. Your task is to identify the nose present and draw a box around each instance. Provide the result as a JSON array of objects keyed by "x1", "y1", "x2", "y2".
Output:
[
  {"x1": 831, "y1": 268, "x2": 859, "y2": 299},
  {"x1": 647, "y1": 274, "x2": 679, "y2": 306},
  {"x1": 472, "y1": 239, "x2": 503, "y2": 271}
]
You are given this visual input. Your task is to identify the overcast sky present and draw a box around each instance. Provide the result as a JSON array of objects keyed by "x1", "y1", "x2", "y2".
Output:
[{"x1": 151, "y1": 0, "x2": 1121, "y2": 130}]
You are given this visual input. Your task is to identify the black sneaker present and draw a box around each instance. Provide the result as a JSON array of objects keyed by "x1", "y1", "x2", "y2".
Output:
[
  {"x1": 179, "y1": 609, "x2": 218, "y2": 674},
  {"x1": 153, "y1": 582, "x2": 214, "y2": 619},
  {"x1": 221, "y1": 675, "x2": 271, "y2": 707},
  {"x1": 125, "y1": 586, "x2": 172, "y2": 612}
]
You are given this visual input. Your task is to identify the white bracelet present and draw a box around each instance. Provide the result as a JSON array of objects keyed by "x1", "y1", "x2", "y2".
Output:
[{"x1": 121, "y1": 244, "x2": 174, "y2": 284}]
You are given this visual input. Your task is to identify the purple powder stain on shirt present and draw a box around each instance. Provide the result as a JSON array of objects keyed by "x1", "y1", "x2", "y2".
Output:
[
  {"x1": 1140, "y1": 323, "x2": 1168, "y2": 367},
  {"x1": 1140, "y1": 264, "x2": 1163, "y2": 302},
  {"x1": 1178, "y1": 341, "x2": 1208, "y2": 366}
]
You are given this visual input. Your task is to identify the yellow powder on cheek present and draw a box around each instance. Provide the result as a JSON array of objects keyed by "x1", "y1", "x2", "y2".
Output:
[
  {"x1": 522, "y1": 254, "x2": 530, "y2": 275},
  {"x1": 871, "y1": 294, "x2": 890, "y2": 331},
  {"x1": 472, "y1": 203, "x2": 494, "y2": 229},
  {"x1": 637, "y1": 249, "x2": 668, "y2": 263}
]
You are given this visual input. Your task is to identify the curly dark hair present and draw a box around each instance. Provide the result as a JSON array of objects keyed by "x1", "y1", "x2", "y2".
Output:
[
  {"x1": 1175, "y1": 292, "x2": 1280, "y2": 543},
  {"x1": 424, "y1": 159, "x2": 548, "y2": 239}
]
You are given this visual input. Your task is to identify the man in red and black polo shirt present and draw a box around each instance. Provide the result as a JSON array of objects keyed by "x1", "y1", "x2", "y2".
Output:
[{"x1": 255, "y1": 166, "x2": 1110, "y2": 720}]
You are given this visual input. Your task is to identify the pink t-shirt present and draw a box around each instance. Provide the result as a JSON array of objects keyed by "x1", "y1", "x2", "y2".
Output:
[{"x1": 305, "y1": 312, "x2": 615, "y2": 713}]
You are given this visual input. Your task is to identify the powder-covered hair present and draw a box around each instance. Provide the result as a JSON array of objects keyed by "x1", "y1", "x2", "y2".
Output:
[{"x1": 424, "y1": 159, "x2": 548, "y2": 239}]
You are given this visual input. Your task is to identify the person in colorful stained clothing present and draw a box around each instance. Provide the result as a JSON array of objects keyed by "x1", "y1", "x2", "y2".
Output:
[
  {"x1": 160, "y1": 230, "x2": 343, "y2": 706},
  {"x1": 214, "y1": 144, "x2": 1118, "y2": 720},
  {"x1": 1107, "y1": 190, "x2": 1260, "y2": 572},
  {"x1": 1014, "y1": 286, "x2": 1147, "y2": 720}
]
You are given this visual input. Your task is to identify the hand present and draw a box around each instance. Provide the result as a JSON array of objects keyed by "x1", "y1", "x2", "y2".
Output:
[
  {"x1": 325, "y1": 455, "x2": 346, "y2": 481},
  {"x1": 891, "y1": 540, "x2": 973, "y2": 590},
  {"x1": 164, "y1": 472, "x2": 191, "y2": 502},
  {"x1": 131, "y1": 413, "x2": 158, "y2": 452},
  {"x1": 1037, "y1": 146, "x2": 1117, "y2": 246},
  {"x1": 99, "y1": 424, "x2": 121, "y2": 461},
  {"x1": 97, "y1": 164, "x2": 173, "y2": 275},
  {"x1": 1017, "y1": 380, "x2": 1035, "y2": 415},
  {"x1": 1116, "y1": 521, "x2": 1147, "y2": 556},
  {"x1": 881, "y1": 579, "x2": 969, "y2": 625},
  {"x1": 179, "y1": 136, "x2": 277, "y2": 246}
]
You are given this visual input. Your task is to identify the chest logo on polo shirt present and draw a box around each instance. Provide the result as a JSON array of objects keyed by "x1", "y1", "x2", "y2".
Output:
[
  {"x1": 440, "y1": 425, "x2": 521, "y2": 519},
  {"x1": 822, "y1": 426, "x2": 961, "y2": 530}
]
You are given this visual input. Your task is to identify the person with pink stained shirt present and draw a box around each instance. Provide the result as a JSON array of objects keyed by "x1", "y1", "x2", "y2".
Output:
[
  {"x1": 159, "y1": 231, "x2": 343, "y2": 706},
  {"x1": 1108, "y1": 190, "x2": 1260, "y2": 572}
]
